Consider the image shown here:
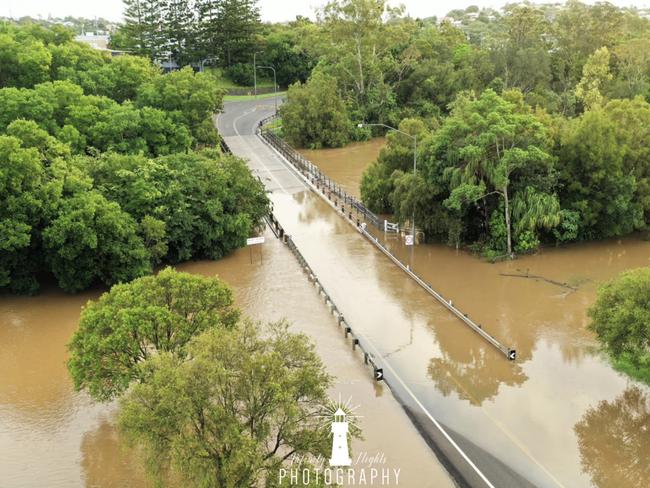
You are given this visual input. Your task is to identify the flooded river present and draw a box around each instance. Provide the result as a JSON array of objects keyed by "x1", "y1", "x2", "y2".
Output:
[
  {"x1": 298, "y1": 137, "x2": 385, "y2": 199},
  {"x1": 283, "y1": 138, "x2": 650, "y2": 488},
  {"x1": 2, "y1": 132, "x2": 650, "y2": 488},
  {"x1": 0, "y1": 230, "x2": 451, "y2": 487}
]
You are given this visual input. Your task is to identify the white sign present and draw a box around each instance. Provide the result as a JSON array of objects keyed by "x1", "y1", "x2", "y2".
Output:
[
  {"x1": 246, "y1": 236, "x2": 265, "y2": 246},
  {"x1": 404, "y1": 234, "x2": 414, "y2": 246}
]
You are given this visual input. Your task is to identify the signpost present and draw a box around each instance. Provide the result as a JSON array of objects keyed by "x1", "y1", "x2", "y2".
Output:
[
  {"x1": 247, "y1": 236, "x2": 265, "y2": 263},
  {"x1": 405, "y1": 234, "x2": 414, "y2": 246}
]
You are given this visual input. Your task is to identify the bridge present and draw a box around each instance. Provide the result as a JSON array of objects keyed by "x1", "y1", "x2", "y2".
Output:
[{"x1": 217, "y1": 98, "x2": 564, "y2": 488}]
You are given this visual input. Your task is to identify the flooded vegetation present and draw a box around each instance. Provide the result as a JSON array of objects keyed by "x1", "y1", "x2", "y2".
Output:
[
  {"x1": 265, "y1": 146, "x2": 650, "y2": 487},
  {"x1": 0, "y1": 232, "x2": 451, "y2": 488}
]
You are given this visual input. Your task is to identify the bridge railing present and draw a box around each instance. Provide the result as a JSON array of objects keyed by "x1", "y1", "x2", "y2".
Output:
[
  {"x1": 258, "y1": 116, "x2": 383, "y2": 231},
  {"x1": 257, "y1": 115, "x2": 516, "y2": 362}
]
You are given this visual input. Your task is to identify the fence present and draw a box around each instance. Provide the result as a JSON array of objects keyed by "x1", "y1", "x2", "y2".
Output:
[
  {"x1": 258, "y1": 116, "x2": 383, "y2": 230},
  {"x1": 265, "y1": 212, "x2": 384, "y2": 380},
  {"x1": 257, "y1": 116, "x2": 516, "y2": 361}
]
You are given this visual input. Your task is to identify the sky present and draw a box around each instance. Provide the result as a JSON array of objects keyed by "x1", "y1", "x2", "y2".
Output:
[{"x1": 1, "y1": 0, "x2": 649, "y2": 24}]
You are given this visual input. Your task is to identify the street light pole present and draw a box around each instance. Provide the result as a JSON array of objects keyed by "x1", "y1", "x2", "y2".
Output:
[
  {"x1": 357, "y1": 123, "x2": 418, "y2": 246},
  {"x1": 256, "y1": 65, "x2": 277, "y2": 114},
  {"x1": 200, "y1": 57, "x2": 219, "y2": 72}
]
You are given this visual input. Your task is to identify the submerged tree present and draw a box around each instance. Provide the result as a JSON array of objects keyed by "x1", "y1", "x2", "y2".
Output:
[
  {"x1": 119, "y1": 320, "x2": 333, "y2": 487},
  {"x1": 588, "y1": 267, "x2": 650, "y2": 382},
  {"x1": 67, "y1": 268, "x2": 239, "y2": 400},
  {"x1": 436, "y1": 89, "x2": 560, "y2": 256}
]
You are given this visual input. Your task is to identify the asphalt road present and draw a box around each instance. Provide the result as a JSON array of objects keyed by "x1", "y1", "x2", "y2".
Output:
[{"x1": 217, "y1": 98, "x2": 545, "y2": 488}]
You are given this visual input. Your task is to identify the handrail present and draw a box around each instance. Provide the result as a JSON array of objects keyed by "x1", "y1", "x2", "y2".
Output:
[{"x1": 256, "y1": 116, "x2": 516, "y2": 361}]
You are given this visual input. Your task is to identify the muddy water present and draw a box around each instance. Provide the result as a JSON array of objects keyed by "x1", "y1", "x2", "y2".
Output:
[
  {"x1": 269, "y1": 188, "x2": 650, "y2": 488},
  {"x1": 289, "y1": 138, "x2": 650, "y2": 486},
  {"x1": 0, "y1": 231, "x2": 451, "y2": 487},
  {"x1": 298, "y1": 138, "x2": 385, "y2": 199}
]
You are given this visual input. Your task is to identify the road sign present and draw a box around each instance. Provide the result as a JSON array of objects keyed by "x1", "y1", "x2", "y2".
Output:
[
  {"x1": 508, "y1": 349, "x2": 517, "y2": 361},
  {"x1": 405, "y1": 234, "x2": 414, "y2": 246},
  {"x1": 246, "y1": 236, "x2": 265, "y2": 246},
  {"x1": 374, "y1": 367, "x2": 384, "y2": 382}
]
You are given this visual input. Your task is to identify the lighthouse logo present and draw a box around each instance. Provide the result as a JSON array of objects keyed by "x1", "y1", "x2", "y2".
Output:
[
  {"x1": 320, "y1": 395, "x2": 361, "y2": 467},
  {"x1": 329, "y1": 407, "x2": 352, "y2": 466}
]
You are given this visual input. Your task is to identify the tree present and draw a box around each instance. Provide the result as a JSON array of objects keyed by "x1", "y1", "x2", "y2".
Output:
[
  {"x1": 0, "y1": 135, "x2": 47, "y2": 293},
  {"x1": 559, "y1": 98, "x2": 649, "y2": 239},
  {"x1": 119, "y1": 320, "x2": 333, "y2": 487},
  {"x1": 163, "y1": 0, "x2": 196, "y2": 66},
  {"x1": 84, "y1": 149, "x2": 269, "y2": 263},
  {"x1": 119, "y1": 0, "x2": 166, "y2": 60},
  {"x1": 435, "y1": 90, "x2": 559, "y2": 256},
  {"x1": 199, "y1": 0, "x2": 261, "y2": 67},
  {"x1": 280, "y1": 71, "x2": 351, "y2": 148},
  {"x1": 42, "y1": 190, "x2": 151, "y2": 292},
  {"x1": 588, "y1": 267, "x2": 650, "y2": 382},
  {"x1": 0, "y1": 31, "x2": 52, "y2": 88},
  {"x1": 575, "y1": 47, "x2": 612, "y2": 110},
  {"x1": 67, "y1": 267, "x2": 239, "y2": 401},
  {"x1": 136, "y1": 67, "x2": 224, "y2": 145}
]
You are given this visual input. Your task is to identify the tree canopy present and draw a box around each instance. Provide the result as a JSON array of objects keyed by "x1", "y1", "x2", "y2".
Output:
[
  {"x1": 588, "y1": 267, "x2": 650, "y2": 384},
  {"x1": 119, "y1": 320, "x2": 333, "y2": 487},
  {"x1": 68, "y1": 267, "x2": 239, "y2": 401}
]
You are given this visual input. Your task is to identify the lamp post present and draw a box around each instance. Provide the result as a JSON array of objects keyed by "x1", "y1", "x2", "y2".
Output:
[
  {"x1": 256, "y1": 65, "x2": 277, "y2": 114},
  {"x1": 200, "y1": 57, "x2": 219, "y2": 72},
  {"x1": 357, "y1": 123, "x2": 417, "y2": 247}
]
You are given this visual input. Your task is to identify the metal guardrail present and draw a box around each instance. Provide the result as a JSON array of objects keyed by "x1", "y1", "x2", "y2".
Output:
[
  {"x1": 256, "y1": 116, "x2": 516, "y2": 361},
  {"x1": 258, "y1": 116, "x2": 383, "y2": 230},
  {"x1": 265, "y1": 212, "x2": 384, "y2": 380}
]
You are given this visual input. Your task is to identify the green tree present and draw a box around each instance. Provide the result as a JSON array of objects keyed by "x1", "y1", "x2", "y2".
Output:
[
  {"x1": 0, "y1": 31, "x2": 52, "y2": 88},
  {"x1": 136, "y1": 67, "x2": 224, "y2": 144},
  {"x1": 435, "y1": 90, "x2": 560, "y2": 256},
  {"x1": 0, "y1": 135, "x2": 47, "y2": 293},
  {"x1": 280, "y1": 71, "x2": 351, "y2": 148},
  {"x1": 43, "y1": 190, "x2": 151, "y2": 292},
  {"x1": 197, "y1": 0, "x2": 261, "y2": 66},
  {"x1": 83, "y1": 149, "x2": 269, "y2": 262},
  {"x1": 575, "y1": 47, "x2": 612, "y2": 110},
  {"x1": 119, "y1": 320, "x2": 332, "y2": 487},
  {"x1": 588, "y1": 267, "x2": 650, "y2": 383},
  {"x1": 67, "y1": 267, "x2": 239, "y2": 401},
  {"x1": 559, "y1": 98, "x2": 649, "y2": 239}
]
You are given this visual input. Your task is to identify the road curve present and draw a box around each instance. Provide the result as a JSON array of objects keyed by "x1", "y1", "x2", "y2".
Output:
[{"x1": 218, "y1": 98, "x2": 552, "y2": 488}]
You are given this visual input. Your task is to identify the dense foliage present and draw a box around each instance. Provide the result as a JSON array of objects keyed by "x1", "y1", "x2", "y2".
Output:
[
  {"x1": 588, "y1": 268, "x2": 650, "y2": 384},
  {"x1": 68, "y1": 269, "x2": 335, "y2": 485},
  {"x1": 68, "y1": 268, "x2": 239, "y2": 400},
  {"x1": 271, "y1": 0, "x2": 650, "y2": 253},
  {"x1": 119, "y1": 320, "x2": 333, "y2": 487},
  {"x1": 0, "y1": 24, "x2": 268, "y2": 293},
  {"x1": 114, "y1": 1, "x2": 316, "y2": 89}
]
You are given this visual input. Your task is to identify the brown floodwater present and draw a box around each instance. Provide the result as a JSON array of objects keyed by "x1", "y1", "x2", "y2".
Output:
[
  {"x1": 298, "y1": 137, "x2": 385, "y2": 199},
  {"x1": 0, "y1": 229, "x2": 452, "y2": 488},
  {"x1": 267, "y1": 186, "x2": 650, "y2": 488}
]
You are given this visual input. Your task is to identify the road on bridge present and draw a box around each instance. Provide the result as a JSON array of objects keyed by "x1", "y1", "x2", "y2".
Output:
[{"x1": 218, "y1": 98, "x2": 568, "y2": 488}]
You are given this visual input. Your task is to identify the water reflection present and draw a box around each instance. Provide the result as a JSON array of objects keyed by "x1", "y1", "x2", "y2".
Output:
[
  {"x1": 81, "y1": 415, "x2": 149, "y2": 488},
  {"x1": 575, "y1": 386, "x2": 650, "y2": 488}
]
